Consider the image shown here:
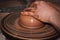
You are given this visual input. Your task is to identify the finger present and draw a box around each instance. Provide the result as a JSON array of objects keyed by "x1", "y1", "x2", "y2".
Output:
[
  {"x1": 24, "y1": 8, "x2": 32, "y2": 11},
  {"x1": 24, "y1": 7, "x2": 35, "y2": 12},
  {"x1": 21, "y1": 12, "x2": 29, "y2": 15},
  {"x1": 28, "y1": 12, "x2": 34, "y2": 16},
  {"x1": 21, "y1": 11, "x2": 34, "y2": 16}
]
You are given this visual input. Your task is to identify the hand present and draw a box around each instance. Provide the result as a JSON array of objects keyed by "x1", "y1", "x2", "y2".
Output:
[{"x1": 21, "y1": 1, "x2": 60, "y2": 30}]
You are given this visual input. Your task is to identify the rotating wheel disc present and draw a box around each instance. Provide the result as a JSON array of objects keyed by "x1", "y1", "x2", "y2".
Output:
[{"x1": 1, "y1": 13, "x2": 58, "y2": 40}]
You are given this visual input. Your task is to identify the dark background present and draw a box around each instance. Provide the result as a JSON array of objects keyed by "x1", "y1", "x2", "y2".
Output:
[
  {"x1": 0, "y1": 0, "x2": 60, "y2": 13},
  {"x1": 0, "y1": 0, "x2": 60, "y2": 8}
]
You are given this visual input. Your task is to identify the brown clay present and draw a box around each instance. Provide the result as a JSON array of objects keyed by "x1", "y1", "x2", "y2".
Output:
[
  {"x1": 1, "y1": 13, "x2": 58, "y2": 40},
  {"x1": 20, "y1": 15, "x2": 44, "y2": 29}
]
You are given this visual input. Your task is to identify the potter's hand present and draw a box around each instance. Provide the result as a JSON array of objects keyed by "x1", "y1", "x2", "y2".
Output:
[{"x1": 21, "y1": 1, "x2": 60, "y2": 30}]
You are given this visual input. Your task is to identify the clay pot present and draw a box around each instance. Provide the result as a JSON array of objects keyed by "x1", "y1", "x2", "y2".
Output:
[{"x1": 20, "y1": 15, "x2": 44, "y2": 29}]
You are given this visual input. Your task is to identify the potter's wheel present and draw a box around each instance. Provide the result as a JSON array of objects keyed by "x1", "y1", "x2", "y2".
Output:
[{"x1": 1, "y1": 13, "x2": 58, "y2": 40}]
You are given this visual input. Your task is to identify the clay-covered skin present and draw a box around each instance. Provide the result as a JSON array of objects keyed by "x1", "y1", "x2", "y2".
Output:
[
  {"x1": 20, "y1": 15, "x2": 44, "y2": 29},
  {"x1": 21, "y1": 1, "x2": 60, "y2": 30},
  {"x1": 21, "y1": 1, "x2": 60, "y2": 29}
]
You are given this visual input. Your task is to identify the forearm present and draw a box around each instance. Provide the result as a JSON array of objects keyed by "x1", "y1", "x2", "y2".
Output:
[{"x1": 50, "y1": 12, "x2": 60, "y2": 30}]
